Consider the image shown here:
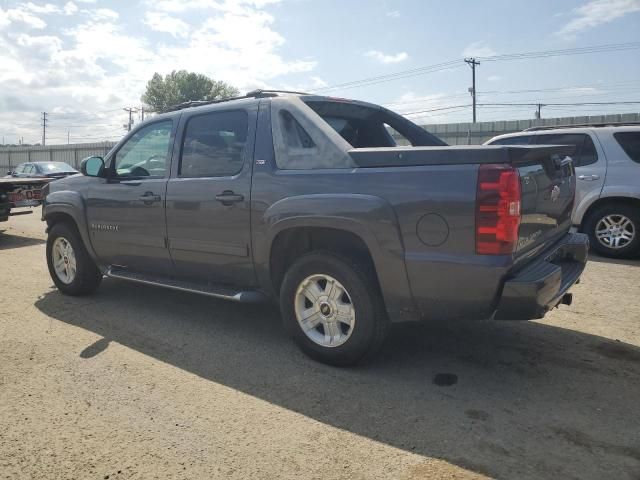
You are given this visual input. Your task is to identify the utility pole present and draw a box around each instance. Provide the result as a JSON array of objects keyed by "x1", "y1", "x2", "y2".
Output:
[
  {"x1": 41, "y1": 112, "x2": 48, "y2": 145},
  {"x1": 464, "y1": 58, "x2": 480, "y2": 123},
  {"x1": 141, "y1": 106, "x2": 145, "y2": 122},
  {"x1": 123, "y1": 107, "x2": 135, "y2": 131},
  {"x1": 535, "y1": 103, "x2": 542, "y2": 119},
  {"x1": 67, "y1": 130, "x2": 70, "y2": 144}
]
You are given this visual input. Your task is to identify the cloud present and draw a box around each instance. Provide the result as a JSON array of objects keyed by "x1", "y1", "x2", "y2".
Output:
[
  {"x1": 486, "y1": 75, "x2": 502, "y2": 82},
  {"x1": 365, "y1": 50, "x2": 408, "y2": 64},
  {"x1": 386, "y1": 10, "x2": 400, "y2": 18},
  {"x1": 144, "y1": 11, "x2": 190, "y2": 38},
  {"x1": 462, "y1": 41, "x2": 496, "y2": 58},
  {"x1": 0, "y1": 0, "x2": 317, "y2": 143},
  {"x1": 21, "y1": 2, "x2": 61, "y2": 14},
  {"x1": 64, "y1": 2, "x2": 78, "y2": 15},
  {"x1": 3, "y1": 7, "x2": 47, "y2": 29},
  {"x1": 557, "y1": 0, "x2": 640, "y2": 37}
]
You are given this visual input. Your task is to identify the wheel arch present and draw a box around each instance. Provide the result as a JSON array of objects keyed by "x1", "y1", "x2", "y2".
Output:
[
  {"x1": 257, "y1": 194, "x2": 418, "y2": 322},
  {"x1": 43, "y1": 193, "x2": 98, "y2": 264},
  {"x1": 579, "y1": 195, "x2": 640, "y2": 231}
]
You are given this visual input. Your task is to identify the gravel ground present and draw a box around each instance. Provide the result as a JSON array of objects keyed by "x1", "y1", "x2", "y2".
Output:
[{"x1": 1, "y1": 210, "x2": 639, "y2": 480}]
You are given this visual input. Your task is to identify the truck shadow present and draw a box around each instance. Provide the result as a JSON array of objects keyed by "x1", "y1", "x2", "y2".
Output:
[
  {"x1": 35, "y1": 280, "x2": 640, "y2": 480},
  {"x1": 0, "y1": 232, "x2": 45, "y2": 250}
]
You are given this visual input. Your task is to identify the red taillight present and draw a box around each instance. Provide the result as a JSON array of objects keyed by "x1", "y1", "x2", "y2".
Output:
[{"x1": 476, "y1": 164, "x2": 521, "y2": 255}]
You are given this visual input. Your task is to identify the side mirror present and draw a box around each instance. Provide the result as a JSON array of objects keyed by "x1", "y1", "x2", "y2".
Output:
[
  {"x1": 7, "y1": 171, "x2": 12, "y2": 175},
  {"x1": 80, "y1": 156, "x2": 105, "y2": 177}
]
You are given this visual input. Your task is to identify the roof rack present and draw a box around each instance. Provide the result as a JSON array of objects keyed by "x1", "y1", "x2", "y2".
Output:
[
  {"x1": 245, "y1": 89, "x2": 312, "y2": 97},
  {"x1": 525, "y1": 121, "x2": 640, "y2": 132},
  {"x1": 163, "y1": 89, "x2": 312, "y2": 113}
]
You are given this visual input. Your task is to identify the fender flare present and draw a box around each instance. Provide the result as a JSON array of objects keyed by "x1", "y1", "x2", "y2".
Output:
[
  {"x1": 576, "y1": 187, "x2": 640, "y2": 226},
  {"x1": 43, "y1": 191, "x2": 98, "y2": 262},
  {"x1": 255, "y1": 194, "x2": 417, "y2": 320}
]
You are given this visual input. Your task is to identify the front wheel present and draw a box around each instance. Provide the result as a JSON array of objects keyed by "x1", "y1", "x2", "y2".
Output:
[
  {"x1": 46, "y1": 222, "x2": 103, "y2": 295},
  {"x1": 584, "y1": 204, "x2": 640, "y2": 259},
  {"x1": 280, "y1": 252, "x2": 389, "y2": 366}
]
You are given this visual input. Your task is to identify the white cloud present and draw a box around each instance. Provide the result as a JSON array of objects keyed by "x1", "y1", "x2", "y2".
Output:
[
  {"x1": 462, "y1": 41, "x2": 496, "y2": 58},
  {"x1": 0, "y1": 0, "x2": 317, "y2": 143},
  {"x1": 21, "y1": 2, "x2": 61, "y2": 14},
  {"x1": 486, "y1": 75, "x2": 502, "y2": 82},
  {"x1": 386, "y1": 10, "x2": 400, "y2": 18},
  {"x1": 92, "y1": 8, "x2": 119, "y2": 20},
  {"x1": 4, "y1": 7, "x2": 47, "y2": 29},
  {"x1": 557, "y1": 0, "x2": 640, "y2": 37},
  {"x1": 144, "y1": 11, "x2": 190, "y2": 38},
  {"x1": 64, "y1": 2, "x2": 78, "y2": 15},
  {"x1": 365, "y1": 50, "x2": 408, "y2": 64}
]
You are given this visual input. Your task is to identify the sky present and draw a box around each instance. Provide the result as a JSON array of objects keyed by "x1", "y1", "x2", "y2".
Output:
[{"x1": 0, "y1": 0, "x2": 639, "y2": 145}]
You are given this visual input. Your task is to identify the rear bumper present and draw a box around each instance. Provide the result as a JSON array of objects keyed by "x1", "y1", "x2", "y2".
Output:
[{"x1": 495, "y1": 232, "x2": 589, "y2": 320}]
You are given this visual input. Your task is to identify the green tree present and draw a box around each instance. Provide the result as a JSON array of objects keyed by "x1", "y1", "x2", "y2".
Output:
[{"x1": 141, "y1": 70, "x2": 240, "y2": 112}]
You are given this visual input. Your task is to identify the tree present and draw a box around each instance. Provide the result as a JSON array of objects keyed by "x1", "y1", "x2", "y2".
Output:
[{"x1": 141, "y1": 70, "x2": 240, "y2": 112}]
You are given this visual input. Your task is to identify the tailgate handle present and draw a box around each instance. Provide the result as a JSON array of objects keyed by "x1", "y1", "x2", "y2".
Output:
[{"x1": 577, "y1": 174, "x2": 600, "y2": 181}]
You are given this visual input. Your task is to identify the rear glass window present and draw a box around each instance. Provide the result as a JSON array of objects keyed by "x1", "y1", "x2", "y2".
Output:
[
  {"x1": 535, "y1": 133, "x2": 598, "y2": 167},
  {"x1": 280, "y1": 110, "x2": 315, "y2": 149},
  {"x1": 614, "y1": 132, "x2": 640, "y2": 163}
]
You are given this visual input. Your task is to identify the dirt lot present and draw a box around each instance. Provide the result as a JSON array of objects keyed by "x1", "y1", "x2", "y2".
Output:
[{"x1": 1, "y1": 210, "x2": 639, "y2": 480}]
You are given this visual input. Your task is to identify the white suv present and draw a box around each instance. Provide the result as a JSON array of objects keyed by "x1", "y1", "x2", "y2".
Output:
[{"x1": 486, "y1": 124, "x2": 640, "y2": 258}]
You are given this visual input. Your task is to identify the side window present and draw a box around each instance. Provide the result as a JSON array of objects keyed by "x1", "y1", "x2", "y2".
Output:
[
  {"x1": 614, "y1": 132, "x2": 640, "y2": 164},
  {"x1": 14, "y1": 164, "x2": 25, "y2": 174},
  {"x1": 179, "y1": 110, "x2": 248, "y2": 177},
  {"x1": 535, "y1": 133, "x2": 597, "y2": 167},
  {"x1": 580, "y1": 135, "x2": 598, "y2": 167},
  {"x1": 113, "y1": 120, "x2": 173, "y2": 178},
  {"x1": 385, "y1": 124, "x2": 411, "y2": 146},
  {"x1": 489, "y1": 135, "x2": 533, "y2": 145},
  {"x1": 280, "y1": 110, "x2": 315, "y2": 149},
  {"x1": 25, "y1": 165, "x2": 35, "y2": 175}
]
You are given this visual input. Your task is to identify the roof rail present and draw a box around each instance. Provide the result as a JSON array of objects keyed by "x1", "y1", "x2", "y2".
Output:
[
  {"x1": 524, "y1": 121, "x2": 640, "y2": 132},
  {"x1": 163, "y1": 89, "x2": 312, "y2": 112},
  {"x1": 245, "y1": 89, "x2": 312, "y2": 97}
]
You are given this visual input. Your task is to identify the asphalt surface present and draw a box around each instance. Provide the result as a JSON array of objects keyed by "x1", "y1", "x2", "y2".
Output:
[{"x1": 1, "y1": 210, "x2": 639, "y2": 479}]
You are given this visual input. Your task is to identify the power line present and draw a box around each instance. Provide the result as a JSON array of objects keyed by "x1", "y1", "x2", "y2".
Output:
[{"x1": 311, "y1": 41, "x2": 640, "y2": 94}]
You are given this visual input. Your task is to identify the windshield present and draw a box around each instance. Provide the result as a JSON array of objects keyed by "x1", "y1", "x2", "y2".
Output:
[{"x1": 38, "y1": 162, "x2": 77, "y2": 173}]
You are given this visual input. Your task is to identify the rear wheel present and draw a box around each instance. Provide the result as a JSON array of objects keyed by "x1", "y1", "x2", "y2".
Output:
[
  {"x1": 280, "y1": 252, "x2": 389, "y2": 366},
  {"x1": 584, "y1": 203, "x2": 640, "y2": 258},
  {"x1": 46, "y1": 222, "x2": 102, "y2": 295}
]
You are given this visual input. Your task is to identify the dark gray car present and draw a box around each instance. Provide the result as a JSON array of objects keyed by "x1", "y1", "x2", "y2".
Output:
[{"x1": 42, "y1": 91, "x2": 588, "y2": 366}]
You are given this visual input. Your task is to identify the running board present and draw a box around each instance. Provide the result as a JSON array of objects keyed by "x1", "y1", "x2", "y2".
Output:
[{"x1": 105, "y1": 267, "x2": 267, "y2": 303}]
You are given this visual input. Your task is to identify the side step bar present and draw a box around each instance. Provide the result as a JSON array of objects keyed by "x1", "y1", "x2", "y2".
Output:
[{"x1": 105, "y1": 267, "x2": 267, "y2": 303}]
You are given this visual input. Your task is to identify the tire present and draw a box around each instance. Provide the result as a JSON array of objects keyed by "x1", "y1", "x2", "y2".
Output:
[
  {"x1": 279, "y1": 251, "x2": 389, "y2": 367},
  {"x1": 583, "y1": 203, "x2": 640, "y2": 259},
  {"x1": 46, "y1": 222, "x2": 102, "y2": 295}
]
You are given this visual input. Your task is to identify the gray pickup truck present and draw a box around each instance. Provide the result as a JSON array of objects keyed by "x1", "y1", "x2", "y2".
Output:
[{"x1": 42, "y1": 90, "x2": 588, "y2": 365}]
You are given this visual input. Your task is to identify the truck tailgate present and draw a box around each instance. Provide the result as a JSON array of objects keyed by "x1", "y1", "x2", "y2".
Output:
[{"x1": 507, "y1": 145, "x2": 576, "y2": 259}]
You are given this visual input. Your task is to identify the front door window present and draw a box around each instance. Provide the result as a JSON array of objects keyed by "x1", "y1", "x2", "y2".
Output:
[{"x1": 113, "y1": 121, "x2": 173, "y2": 178}]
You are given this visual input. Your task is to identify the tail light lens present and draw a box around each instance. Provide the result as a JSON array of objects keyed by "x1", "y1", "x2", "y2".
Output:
[{"x1": 476, "y1": 164, "x2": 521, "y2": 255}]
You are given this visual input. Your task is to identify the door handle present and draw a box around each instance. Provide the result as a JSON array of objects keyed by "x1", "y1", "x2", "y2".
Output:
[
  {"x1": 577, "y1": 174, "x2": 600, "y2": 181},
  {"x1": 215, "y1": 190, "x2": 244, "y2": 206},
  {"x1": 138, "y1": 191, "x2": 162, "y2": 205}
]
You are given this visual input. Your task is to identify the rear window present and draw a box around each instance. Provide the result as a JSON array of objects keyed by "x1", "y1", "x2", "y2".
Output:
[
  {"x1": 302, "y1": 99, "x2": 446, "y2": 148},
  {"x1": 614, "y1": 132, "x2": 640, "y2": 163},
  {"x1": 534, "y1": 133, "x2": 598, "y2": 167},
  {"x1": 489, "y1": 135, "x2": 533, "y2": 145}
]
